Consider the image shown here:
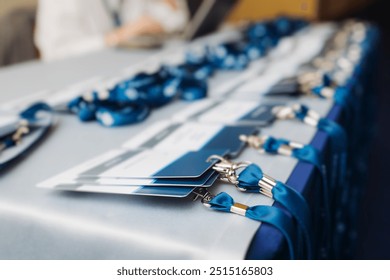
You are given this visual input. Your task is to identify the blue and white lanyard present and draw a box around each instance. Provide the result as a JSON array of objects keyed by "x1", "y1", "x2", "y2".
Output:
[
  {"x1": 204, "y1": 155, "x2": 313, "y2": 259},
  {"x1": 67, "y1": 17, "x2": 308, "y2": 127},
  {"x1": 193, "y1": 187, "x2": 298, "y2": 260}
]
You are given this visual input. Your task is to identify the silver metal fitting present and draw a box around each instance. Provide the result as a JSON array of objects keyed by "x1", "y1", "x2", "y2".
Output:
[
  {"x1": 291, "y1": 104, "x2": 320, "y2": 127},
  {"x1": 258, "y1": 174, "x2": 277, "y2": 198},
  {"x1": 230, "y1": 202, "x2": 249, "y2": 216}
]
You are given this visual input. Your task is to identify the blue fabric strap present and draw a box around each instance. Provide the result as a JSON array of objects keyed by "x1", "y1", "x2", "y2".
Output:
[
  {"x1": 242, "y1": 134, "x2": 331, "y2": 258},
  {"x1": 262, "y1": 136, "x2": 323, "y2": 170},
  {"x1": 1, "y1": 102, "x2": 52, "y2": 152},
  {"x1": 291, "y1": 104, "x2": 349, "y2": 258},
  {"x1": 236, "y1": 163, "x2": 313, "y2": 259},
  {"x1": 20, "y1": 102, "x2": 52, "y2": 121},
  {"x1": 208, "y1": 192, "x2": 297, "y2": 260},
  {"x1": 292, "y1": 104, "x2": 347, "y2": 191}
]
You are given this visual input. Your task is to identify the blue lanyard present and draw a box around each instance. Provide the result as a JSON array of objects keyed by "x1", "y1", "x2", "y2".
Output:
[
  {"x1": 273, "y1": 103, "x2": 347, "y2": 194},
  {"x1": 1, "y1": 102, "x2": 52, "y2": 168},
  {"x1": 193, "y1": 187, "x2": 298, "y2": 260},
  {"x1": 1, "y1": 102, "x2": 52, "y2": 150},
  {"x1": 293, "y1": 104, "x2": 347, "y2": 192},
  {"x1": 240, "y1": 134, "x2": 331, "y2": 258},
  {"x1": 207, "y1": 156, "x2": 313, "y2": 259},
  {"x1": 67, "y1": 17, "x2": 308, "y2": 127},
  {"x1": 273, "y1": 103, "x2": 348, "y2": 258}
]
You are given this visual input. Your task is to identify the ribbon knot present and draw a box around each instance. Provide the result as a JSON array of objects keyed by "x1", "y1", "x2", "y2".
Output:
[
  {"x1": 294, "y1": 104, "x2": 309, "y2": 121},
  {"x1": 237, "y1": 164, "x2": 264, "y2": 192},
  {"x1": 263, "y1": 137, "x2": 289, "y2": 154},
  {"x1": 208, "y1": 192, "x2": 235, "y2": 212}
]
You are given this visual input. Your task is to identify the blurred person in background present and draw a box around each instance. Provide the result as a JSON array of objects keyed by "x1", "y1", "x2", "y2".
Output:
[
  {"x1": 34, "y1": 0, "x2": 189, "y2": 61},
  {"x1": 0, "y1": 7, "x2": 37, "y2": 67}
]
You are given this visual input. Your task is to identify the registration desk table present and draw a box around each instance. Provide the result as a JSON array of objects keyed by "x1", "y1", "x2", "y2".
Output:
[{"x1": 0, "y1": 42, "x2": 353, "y2": 259}]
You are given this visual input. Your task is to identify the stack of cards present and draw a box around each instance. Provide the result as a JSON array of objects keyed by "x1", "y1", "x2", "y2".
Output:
[{"x1": 38, "y1": 122, "x2": 258, "y2": 198}]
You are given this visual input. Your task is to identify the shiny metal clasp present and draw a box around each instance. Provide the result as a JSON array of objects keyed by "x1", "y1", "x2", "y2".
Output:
[
  {"x1": 239, "y1": 134, "x2": 267, "y2": 151},
  {"x1": 207, "y1": 155, "x2": 250, "y2": 185},
  {"x1": 192, "y1": 187, "x2": 215, "y2": 207},
  {"x1": 272, "y1": 105, "x2": 295, "y2": 120}
]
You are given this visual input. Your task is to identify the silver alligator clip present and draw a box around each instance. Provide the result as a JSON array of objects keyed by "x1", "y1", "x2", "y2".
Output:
[
  {"x1": 192, "y1": 187, "x2": 215, "y2": 207},
  {"x1": 207, "y1": 155, "x2": 250, "y2": 185}
]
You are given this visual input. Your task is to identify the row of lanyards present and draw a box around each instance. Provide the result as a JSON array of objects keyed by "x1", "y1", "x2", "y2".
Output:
[
  {"x1": 296, "y1": 20, "x2": 379, "y2": 257},
  {"x1": 297, "y1": 20, "x2": 375, "y2": 193},
  {"x1": 67, "y1": 17, "x2": 307, "y2": 127},
  {"x1": 192, "y1": 23, "x2": 359, "y2": 259},
  {"x1": 336, "y1": 25, "x2": 380, "y2": 258},
  {"x1": 272, "y1": 102, "x2": 347, "y2": 259},
  {"x1": 198, "y1": 21, "x2": 377, "y2": 259},
  {"x1": 287, "y1": 21, "x2": 359, "y2": 257}
]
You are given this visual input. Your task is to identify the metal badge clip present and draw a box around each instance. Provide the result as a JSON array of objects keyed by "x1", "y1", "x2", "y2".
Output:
[
  {"x1": 239, "y1": 134, "x2": 267, "y2": 151},
  {"x1": 0, "y1": 121, "x2": 30, "y2": 152},
  {"x1": 258, "y1": 174, "x2": 277, "y2": 198},
  {"x1": 240, "y1": 134, "x2": 302, "y2": 157},
  {"x1": 207, "y1": 155, "x2": 250, "y2": 185},
  {"x1": 272, "y1": 105, "x2": 295, "y2": 120},
  {"x1": 192, "y1": 187, "x2": 215, "y2": 207}
]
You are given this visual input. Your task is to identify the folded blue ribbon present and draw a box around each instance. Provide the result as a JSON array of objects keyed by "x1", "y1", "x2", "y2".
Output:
[
  {"x1": 237, "y1": 163, "x2": 313, "y2": 259},
  {"x1": 209, "y1": 192, "x2": 298, "y2": 260}
]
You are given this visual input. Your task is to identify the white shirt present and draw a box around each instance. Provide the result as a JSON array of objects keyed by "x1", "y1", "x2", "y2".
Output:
[{"x1": 34, "y1": 0, "x2": 188, "y2": 61}]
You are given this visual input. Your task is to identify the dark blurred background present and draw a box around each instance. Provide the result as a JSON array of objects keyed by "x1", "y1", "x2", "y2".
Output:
[{"x1": 0, "y1": 0, "x2": 389, "y2": 259}]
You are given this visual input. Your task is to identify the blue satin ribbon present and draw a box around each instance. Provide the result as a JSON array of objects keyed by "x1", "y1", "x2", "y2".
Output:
[
  {"x1": 262, "y1": 136, "x2": 331, "y2": 258},
  {"x1": 236, "y1": 163, "x2": 312, "y2": 259},
  {"x1": 293, "y1": 104, "x2": 347, "y2": 192},
  {"x1": 292, "y1": 104, "x2": 349, "y2": 259},
  {"x1": 317, "y1": 118, "x2": 347, "y2": 194},
  {"x1": 262, "y1": 137, "x2": 322, "y2": 170},
  {"x1": 208, "y1": 192, "x2": 298, "y2": 259},
  {"x1": 20, "y1": 102, "x2": 52, "y2": 121}
]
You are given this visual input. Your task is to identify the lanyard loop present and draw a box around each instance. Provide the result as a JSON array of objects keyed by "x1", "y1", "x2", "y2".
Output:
[
  {"x1": 273, "y1": 103, "x2": 347, "y2": 199},
  {"x1": 272, "y1": 103, "x2": 347, "y2": 156},
  {"x1": 193, "y1": 188, "x2": 298, "y2": 260},
  {"x1": 240, "y1": 134, "x2": 323, "y2": 170},
  {"x1": 208, "y1": 156, "x2": 313, "y2": 259}
]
